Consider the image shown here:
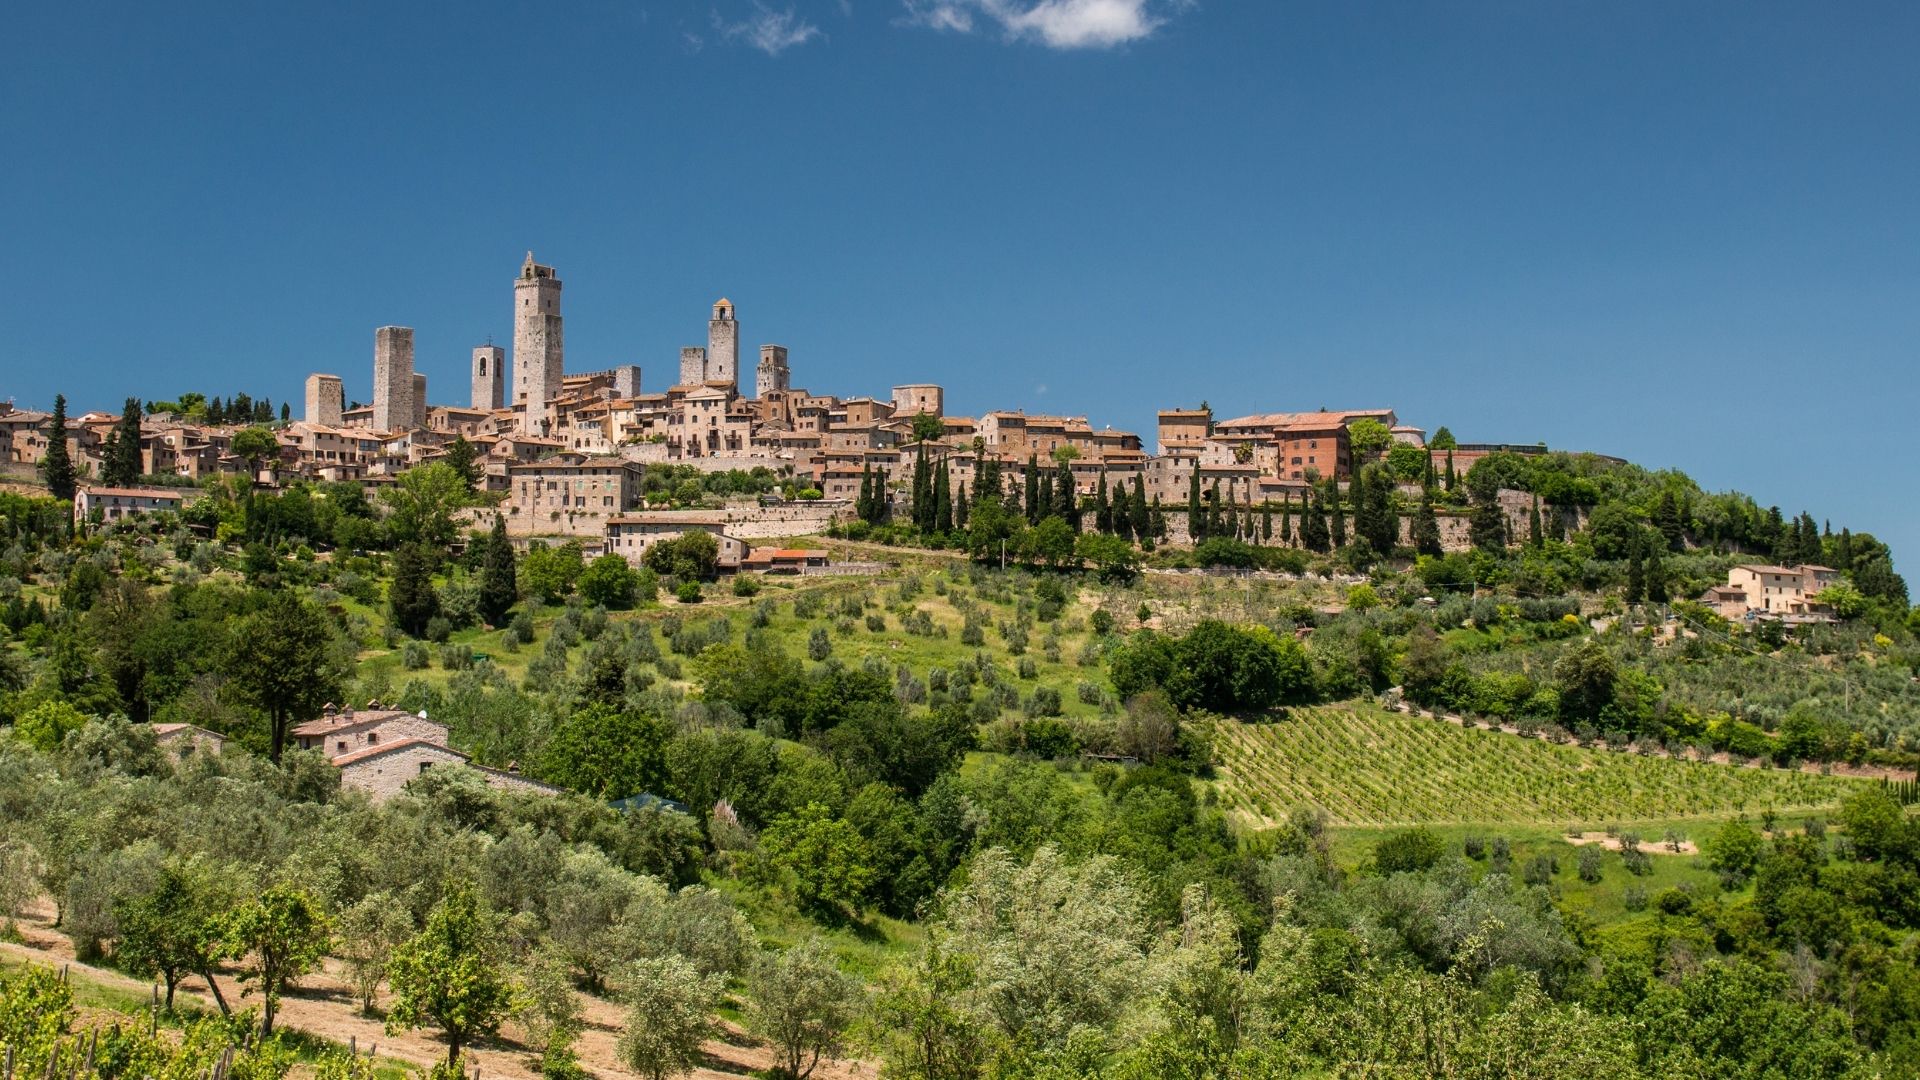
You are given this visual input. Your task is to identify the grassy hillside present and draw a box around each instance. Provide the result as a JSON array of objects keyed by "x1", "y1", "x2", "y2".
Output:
[{"x1": 1213, "y1": 704, "x2": 1861, "y2": 828}]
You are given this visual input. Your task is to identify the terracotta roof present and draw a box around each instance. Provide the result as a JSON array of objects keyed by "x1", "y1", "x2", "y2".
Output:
[
  {"x1": 290, "y1": 709, "x2": 424, "y2": 737},
  {"x1": 1216, "y1": 409, "x2": 1394, "y2": 430},
  {"x1": 333, "y1": 737, "x2": 466, "y2": 769},
  {"x1": 78, "y1": 486, "x2": 188, "y2": 500}
]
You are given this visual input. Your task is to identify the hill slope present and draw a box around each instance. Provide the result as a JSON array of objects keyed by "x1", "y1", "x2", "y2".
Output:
[{"x1": 1213, "y1": 704, "x2": 1860, "y2": 827}]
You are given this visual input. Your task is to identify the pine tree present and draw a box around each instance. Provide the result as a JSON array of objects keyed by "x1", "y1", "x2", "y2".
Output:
[
  {"x1": 478, "y1": 515, "x2": 517, "y2": 625},
  {"x1": 934, "y1": 462, "x2": 953, "y2": 533},
  {"x1": 1130, "y1": 474, "x2": 1149, "y2": 539},
  {"x1": 41, "y1": 394, "x2": 75, "y2": 501}
]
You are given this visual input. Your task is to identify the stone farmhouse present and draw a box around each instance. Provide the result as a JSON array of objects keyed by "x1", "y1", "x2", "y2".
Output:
[
  {"x1": 607, "y1": 512, "x2": 750, "y2": 572},
  {"x1": 72, "y1": 485, "x2": 191, "y2": 525},
  {"x1": 292, "y1": 704, "x2": 558, "y2": 802},
  {"x1": 1700, "y1": 564, "x2": 1843, "y2": 623}
]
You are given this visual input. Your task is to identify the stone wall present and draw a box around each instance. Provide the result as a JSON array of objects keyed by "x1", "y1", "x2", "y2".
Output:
[{"x1": 338, "y1": 742, "x2": 468, "y2": 801}]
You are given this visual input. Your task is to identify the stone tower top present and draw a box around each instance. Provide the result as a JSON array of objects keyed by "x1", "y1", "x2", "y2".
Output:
[
  {"x1": 520, "y1": 251, "x2": 559, "y2": 284},
  {"x1": 713, "y1": 298, "x2": 734, "y2": 321}
]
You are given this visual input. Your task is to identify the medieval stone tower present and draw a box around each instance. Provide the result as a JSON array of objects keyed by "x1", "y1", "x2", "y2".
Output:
[
  {"x1": 304, "y1": 373, "x2": 343, "y2": 426},
  {"x1": 679, "y1": 347, "x2": 708, "y2": 386},
  {"x1": 707, "y1": 299, "x2": 738, "y2": 387},
  {"x1": 472, "y1": 345, "x2": 504, "y2": 411},
  {"x1": 372, "y1": 326, "x2": 415, "y2": 432},
  {"x1": 513, "y1": 252, "x2": 564, "y2": 434},
  {"x1": 756, "y1": 345, "x2": 790, "y2": 399}
]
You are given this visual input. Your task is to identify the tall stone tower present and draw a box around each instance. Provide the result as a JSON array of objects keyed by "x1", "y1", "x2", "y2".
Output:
[
  {"x1": 472, "y1": 346, "x2": 504, "y2": 411},
  {"x1": 707, "y1": 299, "x2": 738, "y2": 387},
  {"x1": 756, "y1": 345, "x2": 790, "y2": 399},
  {"x1": 304, "y1": 374, "x2": 343, "y2": 426},
  {"x1": 372, "y1": 327, "x2": 415, "y2": 432},
  {"x1": 679, "y1": 347, "x2": 708, "y2": 387},
  {"x1": 513, "y1": 252, "x2": 564, "y2": 434}
]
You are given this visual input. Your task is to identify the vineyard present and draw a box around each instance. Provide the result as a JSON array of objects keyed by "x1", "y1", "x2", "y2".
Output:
[{"x1": 1212, "y1": 705, "x2": 1862, "y2": 827}]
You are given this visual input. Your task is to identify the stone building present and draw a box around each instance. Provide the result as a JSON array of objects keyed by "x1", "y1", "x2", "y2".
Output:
[
  {"x1": 891, "y1": 384, "x2": 944, "y2": 417},
  {"x1": 472, "y1": 346, "x2": 505, "y2": 411},
  {"x1": 506, "y1": 453, "x2": 646, "y2": 535},
  {"x1": 72, "y1": 486, "x2": 188, "y2": 525},
  {"x1": 372, "y1": 326, "x2": 415, "y2": 433},
  {"x1": 304, "y1": 374, "x2": 344, "y2": 427},
  {"x1": 707, "y1": 299, "x2": 739, "y2": 387},
  {"x1": 294, "y1": 704, "x2": 557, "y2": 801},
  {"x1": 607, "y1": 512, "x2": 749, "y2": 571},
  {"x1": 757, "y1": 345, "x2": 791, "y2": 399},
  {"x1": 514, "y1": 252, "x2": 565, "y2": 434}
]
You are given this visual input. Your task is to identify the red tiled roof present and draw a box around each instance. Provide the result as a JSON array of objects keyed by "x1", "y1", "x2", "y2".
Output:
[{"x1": 333, "y1": 737, "x2": 467, "y2": 768}]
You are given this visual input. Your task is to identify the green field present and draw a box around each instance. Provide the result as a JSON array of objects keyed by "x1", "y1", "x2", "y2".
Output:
[{"x1": 1213, "y1": 704, "x2": 1861, "y2": 828}]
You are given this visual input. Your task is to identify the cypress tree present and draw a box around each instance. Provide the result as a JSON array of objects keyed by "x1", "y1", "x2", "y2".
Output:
[
  {"x1": 1151, "y1": 495, "x2": 1167, "y2": 540},
  {"x1": 1281, "y1": 494, "x2": 1293, "y2": 544},
  {"x1": 1413, "y1": 486, "x2": 1442, "y2": 557},
  {"x1": 1262, "y1": 503, "x2": 1273, "y2": 543},
  {"x1": 1301, "y1": 488, "x2": 1331, "y2": 553},
  {"x1": 857, "y1": 464, "x2": 872, "y2": 524},
  {"x1": 1443, "y1": 450, "x2": 1456, "y2": 492},
  {"x1": 1625, "y1": 540, "x2": 1646, "y2": 604},
  {"x1": 1187, "y1": 469, "x2": 1204, "y2": 540},
  {"x1": 389, "y1": 542, "x2": 441, "y2": 638},
  {"x1": 1348, "y1": 468, "x2": 1370, "y2": 547},
  {"x1": 1024, "y1": 456, "x2": 1040, "y2": 525},
  {"x1": 913, "y1": 446, "x2": 932, "y2": 531},
  {"x1": 875, "y1": 467, "x2": 891, "y2": 523},
  {"x1": 1095, "y1": 473, "x2": 1111, "y2": 534},
  {"x1": 280, "y1": 401, "x2": 290, "y2": 422},
  {"x1": 478, "y1": 515, "x2": 518, "y2": 625},
  {"x1": 106, "y1": 397, "x2": 144, "y2": 485},
  {"x1": 1130, "y1": 474, "x2": 1150, "y2": 539},
  {"x1": 1549, "y1": 504, "x2": 1568, "y2": 543},
  {"x1": 1111, "y1": 486, "x2": 1132, "y2": 541},
  {"x1": 1054, "y1": 458, "x2": 1076, "y2": 526},
  {"x1": 1328, "y1": 478, "x2": 1347, "y2": 548},
  {"x1": 1528, "y1": 495, "x2": 1544, "y2": 548},
  {"x1": 1647, "y1": 544, "x2": 1669, "y2": 603},
  {"x1": 1003, "y1": 464, "x2": 1021, "y2": 519},
  {"x1": 1208, "y1": 480, "x2": 1224, "y2": 538},
  {"x1": 41, "y1": 394, "x2": 75, "y2": 501},
  {"x1": 955, "y1": 480, "x2": 969, "y2": 529},
  {"x1": 1038, "y1": 472, "x2": 1055, "y2": 524},
  {"x1": 934, "y1": 462, "x2": 953, "y2": 533}
]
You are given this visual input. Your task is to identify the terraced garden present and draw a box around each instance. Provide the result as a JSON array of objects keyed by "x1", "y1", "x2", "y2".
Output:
[{"x1": 1214, "y1": 705, "x2": 1862, "y2": 827}]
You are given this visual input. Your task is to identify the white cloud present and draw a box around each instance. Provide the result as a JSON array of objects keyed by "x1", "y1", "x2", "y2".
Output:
[
  {"x1": 714, "y1": 3, "x2": 823, "y2": 55},
  {"x1": 900, "y1": 0, "x2": 1184, "y2": 49}
]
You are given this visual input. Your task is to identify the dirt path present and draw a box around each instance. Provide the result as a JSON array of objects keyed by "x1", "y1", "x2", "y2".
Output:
[
  {"x1": 2, "y1": 902, "x2": 869, "y2": 1080},
  {"x1": 1563, "y1": 831, "x2": 1699, "y2": 856}
]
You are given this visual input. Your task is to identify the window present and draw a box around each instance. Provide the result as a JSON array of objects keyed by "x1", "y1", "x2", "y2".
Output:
[
  {"x1": 337, "y1": 740, "x2": 348, "y2": 753},
  {"x1": 419, "y1": 761, "x2": 433, "y2": 774}
]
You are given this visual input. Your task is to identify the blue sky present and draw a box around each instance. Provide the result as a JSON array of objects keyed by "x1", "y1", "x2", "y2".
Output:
[{"x1": 3, "y1": 1, "x2": 1916, "y2": 566}]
